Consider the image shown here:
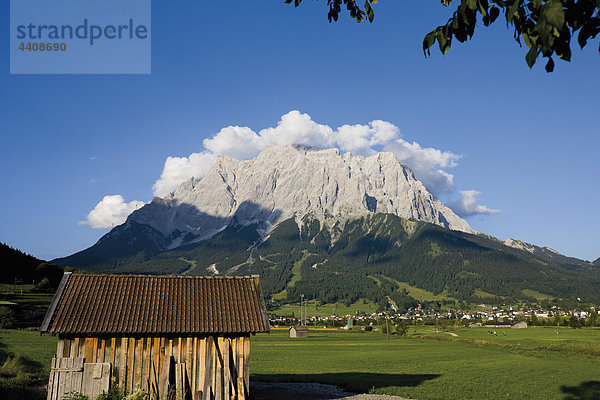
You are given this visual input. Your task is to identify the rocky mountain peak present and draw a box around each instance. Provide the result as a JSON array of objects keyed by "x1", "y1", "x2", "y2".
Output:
[{"x1": 125, "y1": 145, "x2": 472, "y2": 250}]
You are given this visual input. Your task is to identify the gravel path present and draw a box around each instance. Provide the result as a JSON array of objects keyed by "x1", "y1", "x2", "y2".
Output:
[{"x1": 250, "y1": 381, "x2": 411, "y2": 400}]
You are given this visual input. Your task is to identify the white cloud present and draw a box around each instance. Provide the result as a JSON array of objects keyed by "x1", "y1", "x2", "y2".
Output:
[
  {"x1": 151, "y1": 111, "x2": 402, "y2": 195},
  {"x1": 259, "y1": 110, "x2": 335, "y2": 148},
  {"x1": 385, "y1": 139, "x2": 461, "y2": 195},
  {"x1": 79, "y1": 195, "x2": 145, "y2": 229},
  {"x1": 449, "y1": 190, "x2": 500, "y2": 217},
  {"x1": 203, "y1": 126, "x2": 263, "y2": 160},
  {"x1": 85, "y1": 110, "x2": 498, "y2": 228},
  {"x1": 152, "y1": 152, "x2": 216, "y2": 197}
]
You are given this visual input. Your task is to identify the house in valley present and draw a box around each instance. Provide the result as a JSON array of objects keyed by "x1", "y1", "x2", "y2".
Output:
[
  {"x1": 289, "y1": 325, "x2": 308, "y2": 338},
  {"x1": 41, "y1": 272, "x2": 270, "y2": 400}
]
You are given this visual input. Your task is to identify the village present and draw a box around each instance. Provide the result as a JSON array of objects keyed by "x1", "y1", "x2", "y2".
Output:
[{"x1": 269, "y1": 303, "x2": 600, "y2": 330}]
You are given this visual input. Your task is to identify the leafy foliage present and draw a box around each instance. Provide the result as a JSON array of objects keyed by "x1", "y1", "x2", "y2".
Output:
[
  {"x1": 285, "y1": 0, "x2": 600, "y2": 71},
  {"x1": 423, "y1": 0, "x2": 600, "y2": 72},
  {"x1": 285, "y1": 0, "x2": 379, "y2": 23}
]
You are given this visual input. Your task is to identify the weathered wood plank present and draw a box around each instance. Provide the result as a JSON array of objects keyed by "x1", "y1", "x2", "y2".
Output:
[
  {"x1": 119, "y1": 338, "x2": 127, "y2": 386},
  {"x1": 72, "y1": 338, "x2": 80, "y2": 358},
  {"x1": 198, "y1": 337, "x2": 207, "y2": 396},
  {"x1": 57, "y1": 357, "x2": 65, "y2": 398},
  {"x1": 237, "y1": 376, "x2": 246, "y2": 400},
  {"x1": 82, "y1": 362, "x2": 111, "y2": 399},
  {"x1": 202, "y1": 337, "x2": 213, "y2": 400},
  {"x1": 110, "y1": 338, "x2": 117, "y2": 367},
  {"x1": 243, "y1": 336, "x2": 250, "y2": 392},
  {"x1": 178, "y1": 337, "x2": 182, "y2": 363},
  {"x1": 135, "y1": 338, "x2": 144, "y2": 390},
  {"x1": 91, "y1": 338, "x2": 98, "y2": 363},
  {"x1": 216, "y1": 337, "x2": 224, "y2": 400},
  {"x1": 160, "y1": 354, "x2": 172, "y2": 400},
  {"x1": 150, "y1": 340, "x2": 160, "y2": 397},
  {"x1": 46, "y1": 357, "x2": 56, "y2": 400},
  {"x1": 237, "y1": 337, "x2": 244, "y2": 397},
  {"x1": 212, "y1": 337, "x2": 218, "y2": 400},
  {"x1": 192, "y1": 337, "x2": 198, "y2": 399},
  {"x1": 144, "y1": 338, "x2": 152, "y2": 392},
  {"x1": 223, "y1": 338, "x2": 230, "y2": 400},
  {"x1": 186, "y1": 337, "x2": 193, "y2": 394},
  {"x1": 100, "y1": 339, "x2": 106, "y2": 363},
  {"x1": 127, "y1": 337, "x2": 136, "y2": 393},
  {"x1": 84, "y1": 338, "x2": 94, "y2": 363},
  {"x1": 175, "y1": 362, "x2": 187, "y2": 400},
  {"x1": 56, "y1": 340, "x2": 64, "y2": 359}
]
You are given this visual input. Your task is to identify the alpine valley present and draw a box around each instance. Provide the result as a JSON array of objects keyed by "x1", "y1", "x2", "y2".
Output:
[{"x1": 53, "y1": 145, "x2": 600, "y2": 308}]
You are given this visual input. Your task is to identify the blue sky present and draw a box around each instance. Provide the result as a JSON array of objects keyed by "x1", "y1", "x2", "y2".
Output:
[{"x1": 1, "y1": 1, "x2": 599, "y2": 261}]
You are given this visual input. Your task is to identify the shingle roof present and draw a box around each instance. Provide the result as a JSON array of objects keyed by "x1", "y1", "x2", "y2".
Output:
[{"x1": 41, "y1": 273, "x2": 270, "y2": 335}]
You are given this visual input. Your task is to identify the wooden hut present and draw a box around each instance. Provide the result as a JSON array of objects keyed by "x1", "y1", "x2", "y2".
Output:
[
  {"x1": 289, "y1": 325, "x2": 308, "y2": 338},
  {"x1": 41, "y1": 272, "x2": 270, "y2": 400}
]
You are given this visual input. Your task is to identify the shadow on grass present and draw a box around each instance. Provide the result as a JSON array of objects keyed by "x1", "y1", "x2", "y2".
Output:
[
  {"x1": 561, "y1": 381, "x2": 600, "y2": 400},
  {"x1": 251, "y1": 372, "x2": 440, "y2": 393}
]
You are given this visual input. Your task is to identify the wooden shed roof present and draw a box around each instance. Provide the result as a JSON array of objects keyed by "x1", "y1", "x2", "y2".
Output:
[{"x1": 41, "y1": 273, "x2": 270, "y2": 335}]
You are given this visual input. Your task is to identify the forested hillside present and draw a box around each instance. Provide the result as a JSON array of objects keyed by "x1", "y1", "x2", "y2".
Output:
[
  {"x1": 54, "y1": 215, "x2": 600, "y2": 308},
  {"x1": 0, "y1": 242, "x2": 63, "y2": 289}
]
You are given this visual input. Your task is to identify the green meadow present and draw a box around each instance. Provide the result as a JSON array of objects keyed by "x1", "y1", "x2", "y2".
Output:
[
  {"x1": 1, "y1": 327, "x2": 599, "y2": 399},
  {"x1": 250, "y1": 327, "x2": 600, "y2": 400}
]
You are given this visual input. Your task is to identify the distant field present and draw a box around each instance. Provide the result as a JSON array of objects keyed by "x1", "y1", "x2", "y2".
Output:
[
  {"x1": 0, "y1": 283, "x2": 35, "y2": 292},
  {"x1": 250, "y1": 328, "x2": 600, "y2": 400},
  {"x1": 272, "y1": 299, "x2": 378, "y2": 318},
  {"x1": 368, "y1": 274, "x2": 454, "y2": 302},
  {"x1": 521, "y1": 288, "x2": 553, "y2": 300}
]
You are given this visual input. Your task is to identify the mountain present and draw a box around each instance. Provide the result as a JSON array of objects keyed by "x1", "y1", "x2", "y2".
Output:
[
  {"x1": 503, "y1": 238, "x2": 592, "y2": 269},
  {"x1": 53, "y1": 145, "x2": 600, "y2": 307},
  {"x1": 58, "y1": 214, "x2": 600, "y2": 306},
  {"x1": 55, "y1": 145, "x2": 472, "y2": 269},
  {"x1": 594, "y1": 257, "x2": 600, "y2": 265}
]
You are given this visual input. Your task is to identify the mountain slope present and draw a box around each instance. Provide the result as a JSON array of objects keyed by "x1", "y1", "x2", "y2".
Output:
[
  {"x1": 61, "y1": 215, "x2": 600, "y2": 306},
  {"x1": 0, "y1": 242, "x2": 63, "y2": 287}
]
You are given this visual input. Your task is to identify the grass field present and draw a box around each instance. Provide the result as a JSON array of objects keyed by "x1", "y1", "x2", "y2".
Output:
[
  {"x1": 0, "y1": 283, "x2": 35, "y2": 292},
  {"x1": 0, "y1": 329, "x2": 57, "y2": 375},
  {"x1": 250, "y1": 328, "x2": 600, "y2": 400},
  {"x1": 521, "y1": 288, "x2": 553, "y2": 300},
  {"x1": 0, "y1": 329, "x2": 57, "y2": 399},
  {"x1": 1, "y1": 327, "x2": 599, "y2": 399},
  {"x1": 368, "y1": 274, "x2": 454, "y2": 302}
]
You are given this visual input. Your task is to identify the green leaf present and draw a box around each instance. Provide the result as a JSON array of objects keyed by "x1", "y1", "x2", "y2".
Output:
[
  {"x1": 542, "y1": 0, "x2": 565, "y2": 29},
  {"x1": 441, "y1": 0, "x2": 453, "y2": 6},
  {"x1": 525, "y1": 46, "x2": 539, "y2": 68},
  {"x1": 423, "y1": 31, "x2": 437, "y2": 57},
  {"x1": 365, "y1": 0, "x2": 375, "y2": 22},
  {"x1": 545, "y1": 57, "x2": 555, "y2": 72},
  {"x1": 506, "y1": 0, "x2": 521, "y2": 24}
]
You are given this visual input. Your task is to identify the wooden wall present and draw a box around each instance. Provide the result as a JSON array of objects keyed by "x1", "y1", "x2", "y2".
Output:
[{"x1": 55, "y1": 335, "x2": 251, "y2": 400}]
